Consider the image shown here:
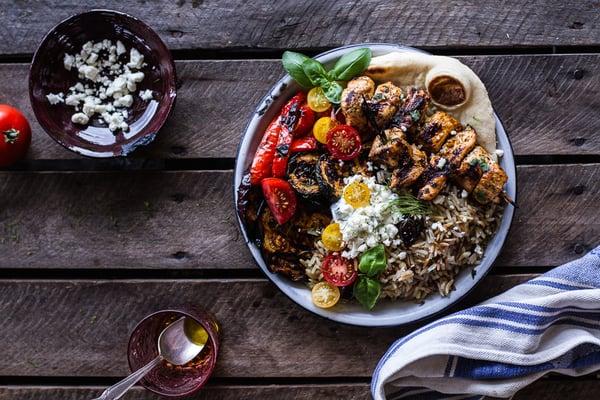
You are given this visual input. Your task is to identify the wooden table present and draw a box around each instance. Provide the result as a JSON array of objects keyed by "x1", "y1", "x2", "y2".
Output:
[{"x1": 0, "y1": 1, "x2": 598, "y2": 398}]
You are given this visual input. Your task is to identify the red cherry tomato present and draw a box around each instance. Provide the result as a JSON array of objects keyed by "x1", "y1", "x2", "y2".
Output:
[
  {"x1": 261, "y1": 178, "x2": 297, "y2": 225},
  {"x1": 326, "y1": 124, "x2": 362, "y2": 161},
  {"x1": 272, "y1": 93, "x2": 307, "y2": 178},
  {"x1": 321, "y1": 254, "x2": 357, "y2": 287},
  {"x1": 249, "y1": 116, "x2": 281, "y2": 185},
  {"x1": 0, "y1": 105, "x2": 31, "y2": 167},
  {"x1": 290, "y1": 135, "x2": 317, "y2": 153}
]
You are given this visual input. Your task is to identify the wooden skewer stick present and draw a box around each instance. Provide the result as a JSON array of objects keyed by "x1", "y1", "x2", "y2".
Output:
[{"x1": 501, "y1": 191, "x2": 517, "y2": 208}]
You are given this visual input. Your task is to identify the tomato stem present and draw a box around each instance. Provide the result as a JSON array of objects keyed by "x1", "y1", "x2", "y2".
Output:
[{"x1": 3, "y1": 128, "x2": 19, "y2": 144}]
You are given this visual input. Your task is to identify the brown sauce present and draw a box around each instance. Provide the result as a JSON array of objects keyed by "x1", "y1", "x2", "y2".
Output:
[{"x1": 428, "y1": 76, "x2": 466, "y2": 107}]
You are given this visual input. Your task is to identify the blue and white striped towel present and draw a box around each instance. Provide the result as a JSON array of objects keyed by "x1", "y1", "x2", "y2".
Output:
[{"x1": 372, "y1": 246, "x2": 600, "y2": 400}]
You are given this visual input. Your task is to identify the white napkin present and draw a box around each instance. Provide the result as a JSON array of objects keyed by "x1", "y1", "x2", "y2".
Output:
[{"x1": 372, "y1": 246, "x2": 600, "y2": 399}]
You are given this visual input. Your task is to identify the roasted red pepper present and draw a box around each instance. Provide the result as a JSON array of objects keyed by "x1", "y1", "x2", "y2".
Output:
[
  {"x1": 271, "y1": 93, "x2": 306, "y2": 178},
  {"x1": 290, "y1": 135, "x2": 317, "y2": 153},
  {"x1": 249, "y1": 116, "x2": 281, "y2": 185}
]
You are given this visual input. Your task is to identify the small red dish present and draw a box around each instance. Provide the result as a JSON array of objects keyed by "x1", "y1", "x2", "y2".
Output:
[
  {"x1": 29, "y1": 9, "x2": 176, "y2": 158},
  {"x1": 128, "y1": 306, "x2": 220, "y2": 398}
]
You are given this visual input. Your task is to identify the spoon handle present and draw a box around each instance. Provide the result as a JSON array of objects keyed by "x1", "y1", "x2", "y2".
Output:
[{"x1": 92, "y1": 355, "x2": 163, "y2": 400}]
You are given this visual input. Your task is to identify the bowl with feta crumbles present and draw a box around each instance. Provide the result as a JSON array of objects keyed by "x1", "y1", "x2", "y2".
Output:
[
  {"x1": 235, "y1": 43, "x2": 516, "y2": 327},
  {"x1": 29, "y1": 9, "x2": 176, "y2": 158}
]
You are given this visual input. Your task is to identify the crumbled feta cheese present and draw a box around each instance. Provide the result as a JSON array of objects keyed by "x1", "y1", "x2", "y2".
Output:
[
  {"x1": 63, "y1": 54, "x2": 75, "y2": 70},
  {"x1": 46, "y1": 92, "x2": 64, "y2": 105},
  {"x1": 450, "y1": 130, "x2": 457, "y2": 136},
  {"x1": 139, "y1": 89, "x2": 153, "y2": 101},
  {"x1": 333, "y1": 175, "x2": 407, "y2": 259},
  {"x1": 71, "y1": 112, "x2": 89, "y2": 125},
  {"x1": 113, "y1": 94, "x2": 133, "y2": 108},
  {"x1": 116, "y1": 40, "x2": 126, "y2": 55},
  {"x1": 437, "y1": 157, "x2": 447, "y2": 169},
  {"x1": 47, "y1": 39, "x2": 151, "y2": 132},
  {"x1": 127, "y1": 48, "x2": 145, "y2": 69},
  {"x1": 495, "y1": 149, "x2": 504, "y2": 157},
  {"x1": 461, "y1": 190, "x2": 469, "y2": 199}
]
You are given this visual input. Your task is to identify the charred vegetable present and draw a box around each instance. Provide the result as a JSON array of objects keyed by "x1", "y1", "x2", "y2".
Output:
[
  {"x1": 287, "y1": 152, "x2": 321, "y2": 199},
  {"x1": 316, "y1": 154, "x2": 354, "y2": 201}
]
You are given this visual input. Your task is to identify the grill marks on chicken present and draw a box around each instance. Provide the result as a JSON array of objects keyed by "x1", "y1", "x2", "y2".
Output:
[
  {"x1": 342, "y1": 78, "x2": 404, "y2": 136},
  {"x1": 418, "y1": 111, "x2": 462, "y2": 152},
  {"x1": 418, "y1": 126, "x2": 477, "y2": 201}
]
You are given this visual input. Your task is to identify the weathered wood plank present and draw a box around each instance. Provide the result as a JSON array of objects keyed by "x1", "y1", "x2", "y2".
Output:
[
  {"x1": 1, "y1": 54, "x2": 600, "y2": 160},
  {"x1": 0, "y1": 384, "x2": 370, "y2": 400},
  {"x1": 0, "y1": 164, "x2": 597, "y2": 270},
  {"x1": 0, "y1": 275, "x2": 532, "y2": 377},
  {"x1": 2, "y1": 0, "x2": 600, "y2": 55},
  {"x1": 2, "y1": 380, "x2": 598, "y2": 400}
]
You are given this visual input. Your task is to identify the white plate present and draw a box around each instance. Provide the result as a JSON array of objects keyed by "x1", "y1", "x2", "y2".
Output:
[{"x1": 234, "y1": 43, "x2": 517, "y2": 327}]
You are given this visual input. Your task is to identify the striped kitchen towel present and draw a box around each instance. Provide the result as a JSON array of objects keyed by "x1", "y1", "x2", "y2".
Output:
[{"x1": 372, "y1": 246, "x2": 600, "y2": 400}]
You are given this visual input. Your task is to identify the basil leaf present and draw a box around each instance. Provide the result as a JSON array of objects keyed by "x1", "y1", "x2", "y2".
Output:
[
  {"x1": 330, "y1": 48, "x2": 372, "y2": 81},
  {"x1": 321, "y1": 81, "x2": 344, "y2": 104},
  {"x1": 302, "y1": 58, "x2": 329, "y2": 87},
  {"x1": 358, "y1": 244, "x2": 387, "y2": 277},
  {"x1": 282, "y1": 51, "x2": 313, "y2": 88},
  {"x1": 353, "y1": 276, "x2": 381, "y2": 310}
]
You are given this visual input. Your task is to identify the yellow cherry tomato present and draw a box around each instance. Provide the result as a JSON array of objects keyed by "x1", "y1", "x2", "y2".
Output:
[
  {"x1": 307, "y1": 87, "x2": 331, "y2": 112},
  {"x1": 322, "y1": 223, "x2": 344, "y2": 251},
  {"x1": 313, "y1": 116, "x2": 339, "y2": 144},
  {"x1": 311, "y1": 281, "x2": 340, "y2": 308},
  {"x1": 343, "y1": 181, "x2": 371, "y2": 208}
]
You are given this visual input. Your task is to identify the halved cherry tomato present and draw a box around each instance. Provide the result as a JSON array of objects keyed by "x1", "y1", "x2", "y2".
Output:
[
  {"x1": 326, "y1": 125, "x2": 362, "y2": 160},
  {"x1": 322, "y1": 254, "x2": 357, "y2": 287},
  {"x1": 307, "y1": 87, "x2": 331, "y2": 112},
  {"x1": 311, "y1": 281, "x2": 340, "y2": 308},
  {"x1": 0, "y1": 104, "x2": 31, "y2": 167},
  {"x1": 290, "y1": 135, "x2": 317, "y2": 153},
  {"x1": 322, "y1": 223, "x2": 344, "y2": 251},
  {"x1": 249, "y1": 116, "x2": 281, "y2": 185},
  {"x1": 313, "y1": 116, "x2": 339, "y2": 144},
  {"x1": 261, "y1": 178, "x2": 297, "y2": 225},
  {"x1": 272, "y1": 93, "x2": 307, "y2": 177},
  {"x1": 343, "y1": 181, "x2": 371, "y2": 208}
]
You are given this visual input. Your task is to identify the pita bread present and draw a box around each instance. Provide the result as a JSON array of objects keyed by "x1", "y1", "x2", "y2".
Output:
[{"x1": 366, "y1": 52, "x2": 496, "y2": 159}]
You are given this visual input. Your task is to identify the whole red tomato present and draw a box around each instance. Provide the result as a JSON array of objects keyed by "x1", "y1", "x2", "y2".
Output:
[{"x1": 0, "y1": 105, "x2": 31, "y2": 167}]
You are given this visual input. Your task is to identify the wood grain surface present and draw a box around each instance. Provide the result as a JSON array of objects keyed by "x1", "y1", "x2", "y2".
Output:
[
  {"x1": 2, "y1": 55, "x2": 600, "y2": 160},
  {"x1": 0, "y1": 165, "x2": 597, "y2": 270},
  {"x1": 2, "y1": 380, "x2": 599, "y2": 400},
  {"x1": 0, "y1": 275, "x2": 531, "y2": 377},
  {"x1": 2, "y1": 0, "x2": 600, "y2": 55}
]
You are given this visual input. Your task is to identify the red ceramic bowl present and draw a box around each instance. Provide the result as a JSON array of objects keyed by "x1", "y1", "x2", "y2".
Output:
[
  {"x1": 29, "y1": 9, "x2": 176, "y2": 157},
  {"x1": 128, "y1": 307, "x2": 220, "y2": 398}
]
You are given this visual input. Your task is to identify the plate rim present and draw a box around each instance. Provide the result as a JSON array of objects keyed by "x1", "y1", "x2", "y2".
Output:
[{"x1": 233, "y1": 43, "x2": 517, "y2": 327}]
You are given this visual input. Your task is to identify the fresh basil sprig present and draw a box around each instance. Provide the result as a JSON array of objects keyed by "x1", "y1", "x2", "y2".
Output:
[
  {"x1": 353, "y1": 275, "x2": 381, "y2": 310},
  {"x1": 282, "y1": 48, "x2": 372, "y2": 104},
  {"x1": 358, "y1": 244, "x2": 387, "y2": 277}
]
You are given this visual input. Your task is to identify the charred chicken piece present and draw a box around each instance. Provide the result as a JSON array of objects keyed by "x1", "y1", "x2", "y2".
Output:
[
  {"x1": 368, "y1": 127, "x2": 427, "y2": 189},
  {"x1": 417, "y1": 111, "x2": 462, "y2": 153},
  {"x1": 368, "y1": 127, "x2": 408, "y2": 170},
  {"x1": 369, "y1": 82, "x2": 404, "y2": 129},
  {"x1": 390, "y1": 144, "x2": 427, "y2": 188},
  {"x1": 418, "y1": 126, "x2": 477, "y2": 201},
  {"x1": 472, "y1": 163, "x2": 508, "y2": 204},
  {"x1": 390, "y1": 88, "x2": 430, "y2": 139},
  {"x1": 453, "y1": 146, "x2": 494, "y2": 193},
  {"x1": 341, "y1": 76, "x2": 375, "y2": 134}
]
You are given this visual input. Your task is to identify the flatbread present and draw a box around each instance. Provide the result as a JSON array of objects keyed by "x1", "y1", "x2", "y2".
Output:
[{"x1": 366, "y1": 52, "x2": 496, "y2": 159}]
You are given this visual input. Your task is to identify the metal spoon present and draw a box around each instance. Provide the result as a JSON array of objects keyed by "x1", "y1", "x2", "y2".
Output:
[{"x1": 92, "y1": 317, "x2": 204, "y2": 400}]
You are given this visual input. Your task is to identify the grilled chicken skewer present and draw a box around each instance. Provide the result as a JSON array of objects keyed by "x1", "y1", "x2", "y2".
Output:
[
  {"x1": 453, "y1": 145, "x2": 508, "y2": 204},
  {"x1": 417, "y1": 125, "x2": 477, "y2": 201}
]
